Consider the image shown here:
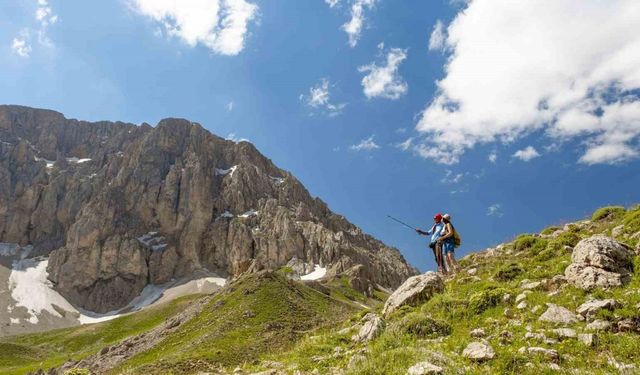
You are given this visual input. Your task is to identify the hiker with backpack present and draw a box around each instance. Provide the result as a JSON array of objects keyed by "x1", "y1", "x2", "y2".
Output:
[
  {"x1": 438, "y1": 213, "x2": 461, "y2": 273},
  {"x1": 416, "y1": 213, "x2": 447, "y2": 274}
]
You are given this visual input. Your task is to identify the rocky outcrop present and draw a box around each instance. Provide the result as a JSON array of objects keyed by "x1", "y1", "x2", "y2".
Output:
[
  {"x1": 0, "y1": 105, "x2": 417, "y2": 312},
  {"x1": 351, "y1": 313, "x2": 384, "y2": 343},
  {"x1": 565, "y1": 236, "x2": 634, "y2": 291},
  {"x1": 382, "y1": 272, "x2": 443, "y2": 318}
]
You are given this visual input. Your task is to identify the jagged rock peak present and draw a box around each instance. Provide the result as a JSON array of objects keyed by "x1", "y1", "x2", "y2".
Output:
[{"x1": 0, "y1": 105, "x2": 417, "y2": 313}]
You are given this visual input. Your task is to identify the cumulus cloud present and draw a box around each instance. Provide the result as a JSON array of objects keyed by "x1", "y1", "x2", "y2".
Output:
[
  {"x1": 342, "y1": 0, "x2": 376, "y2": 47},
  {"x1": 428, "y1": 20, "x2": 446, "y2": 52},
  {"x1": 131, "y1": 0, "x2": 258, "y2": 56},
  {"x1": 513, "y1": 146, "x2": 541, "y2": 162},
  {"x1": 359, "y1": 47, "x2": 408, "y2": 100},
  {"x1": 300, "y1": 78, "x2": 347, "y2": 117},
  {"x1": 350, "y1": 135, "x2": 380, "y2": 151},
  {"x1": 488, "y1": 151, "x2": 497, "y2": 163},
  {"x1": 487, "y1": 204, "x2": 503, "y2": 217},
  {"x1": 413, "y1": 0, "x2": 640, "y2": 165},
  {"x1": 325, "y1": 0, "x2": 340, "y2": 8},
  {"x1": 11, "y1": 37, "x2": 31, "y2": 57}
]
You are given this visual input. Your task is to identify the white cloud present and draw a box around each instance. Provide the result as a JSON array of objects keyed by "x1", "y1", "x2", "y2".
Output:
[
  {"x1": 488, "y1": 151, "x2": 497, "y2": 163},
  {"x1": 226, "y1": 132, "x2": 249, "y2": 143},
  {"x1": 325, "y1": 0, "x2": 340, "y2": 8},
  {"x1": 11, "y1": 38, "x2": 31, "y2": 57},
  {"x1": 513, "y1": 146, "x2": 540, "y2": 162},
  {"x1": 10, "y1": 0, "x2": 58, "y2": 56},
  {"x1": 341, "y1": 0, "x2": 376, "y2": 47},
  {"x1": 226, "y1": 101, "x2": 234, "y2": 111},
  {"x1": 300, "y1": 78, "x2": 347, "y2": 117},
  {"x1": 359, "y1": 47, "x2": 408, "y2": 100},
  {"x1": 487, "y1": 204, "x2": 503, "y2": 217},
  {"x1": 440, "y1": 170, "x2": 464, "y2": 184},
  {"x1": 131, "y1": 0, "x2": 258, "y2": 55},
  {"x1": 396, "y1": 137, "x2": 413, "y2": 151},
  {"x1": 428, "y1": 20, "x2": 446, "y2": 52},
  {"x1": 350, "y1": 135, "x2": 380, "y2": 151},
  {"x1": 414, "y1": 0, "x2": 640, "y2": 165}
]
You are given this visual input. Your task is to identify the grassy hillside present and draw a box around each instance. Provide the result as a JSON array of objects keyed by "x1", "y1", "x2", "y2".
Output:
[
  {"x1": 0, "y1": 271, "x2": 371, "y2": 375},
  {"x1": 247, "y1": 205, "x2": 640, "y2": 374},
  {"x1": 2, "y1": 205, "x2": 639, "y2": 374}
]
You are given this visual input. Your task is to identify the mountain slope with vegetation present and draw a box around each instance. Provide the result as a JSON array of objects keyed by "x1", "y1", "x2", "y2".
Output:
[{"x1": 2, "y1": 204, "x2": 639, "y2": 375}]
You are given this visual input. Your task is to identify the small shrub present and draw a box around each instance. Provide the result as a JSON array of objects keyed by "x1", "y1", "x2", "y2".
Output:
[
  {"x1": 514, "y1": 235, "x2": 548, "y2": 256},
  {"x1": 391, "y1": 312, "x2": 452, "y2": 338},
  {"x1": 495, "y1": 263, "x2": 523, "y2": 282},
  {"x1": 534, "y1": 247, "x2": 556, "y2": 261},
  {"x1": 592, "y1": 206, "x2": 626, "y2": 221},
  {"x1": 622, "y1": 208, "x2": 640, "y2": 234},
  {"x1": 541, "y1": 226, "x2": 561, "y2": 235},
  {"x1": 469, "y1": 287, "x2": 509, "y2": 314},
  {"x1": 421, "y1": 294, "x2": 468, "y2": 320}
]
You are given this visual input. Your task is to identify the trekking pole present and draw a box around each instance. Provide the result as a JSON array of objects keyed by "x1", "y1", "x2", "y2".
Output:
[{"x1": 386, "y1": 215, "x2": 418, "y2": 231}]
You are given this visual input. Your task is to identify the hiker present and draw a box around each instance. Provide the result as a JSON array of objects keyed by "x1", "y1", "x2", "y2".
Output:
[
  {"x1": 439, "y1": 213, "x2": 461, "y2": 273},
  {"x1": 416, "y1": 213, "x2": 446, "y2": 274}
]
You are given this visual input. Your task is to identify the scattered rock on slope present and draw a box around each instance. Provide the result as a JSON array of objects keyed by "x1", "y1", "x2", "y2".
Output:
[
  {"x1": 565, "y1": 236, "x2": 634, "y2": 290},
  {"x1": 462, "y1": 341, "x2": 495, "y2": 361},
  {"x1": 538, "y1": 304, "x2": 579, "y2": 324},
  {"x1": 351, "y1": 313, "x2": 384, "y2": 343},
  {"x1": 382, "y1": 272, "x2": 444, "y2": 318}
]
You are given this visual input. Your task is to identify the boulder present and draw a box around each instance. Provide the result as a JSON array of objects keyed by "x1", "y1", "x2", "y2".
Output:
[
  {"x1": 407, "y1": 362, "x2": 443, "y2": 375},
  {"x1": 382, "y1": 272, "x2": 444, "y2": 318},
  {"x1": 538, "y1": 304, "x2": 579, "y2": 324},
  {"x1": 576, "y1": 299, "x2": 620, "y2": 319},
  {"x1": 564, "y1": 236, "x2": 634, "y2": 290},
  {"x1": 351, "y1": 313, "x2": 384, "y2": 343},
  {"x1": 518, "y1": 347, "x2": 559, "y2": 361},
  {"x1": 551, "y1": 328, "x2": 576, "y2": 340},
  {"x1": 578, "y1": 333, "x2": 598, "y2": 347},
  {"x1": 586, "y1": 320, "x2": 612, "y2": 332},
  {"x1": 462, "y1": 341, "x2": 495, "y2": 361}
]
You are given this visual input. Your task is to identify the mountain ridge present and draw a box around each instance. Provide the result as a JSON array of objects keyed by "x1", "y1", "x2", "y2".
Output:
[{"x1": 0, "y1": 105, "x2": 417, "y2": 316}]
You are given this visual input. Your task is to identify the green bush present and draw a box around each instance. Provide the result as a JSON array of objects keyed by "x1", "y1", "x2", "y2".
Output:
[
  {"x1": 495, "y1": 263, "x2": 523, "y2": 282},
  {"x1": 622, "y1": 208, "x2": 640, "y2": 234},
  {"x1": 391, "y1": 312, "x2": 452, "y2": 338},
  {"x1": 469, "y1": 287, "x2": 509, "y2": 314},
  {"x1": 592, "y1": 206, "x2": 626, "y2": 221},
  {"x1": 541, "y1": 226, "x2": 561, "y2": 235},
  {"x1": 513, "y1": 235, "x2": 548, "y2": 255}
]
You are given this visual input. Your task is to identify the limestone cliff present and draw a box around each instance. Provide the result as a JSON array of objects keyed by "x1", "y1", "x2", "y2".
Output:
[{"x1": 0, "y1": 105, "x2": 417, "y2": 313}]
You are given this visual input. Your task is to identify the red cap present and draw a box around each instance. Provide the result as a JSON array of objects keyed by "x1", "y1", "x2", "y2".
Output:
[{"x1": 434, "y1": 213, "x2": 443, "y2": 221}]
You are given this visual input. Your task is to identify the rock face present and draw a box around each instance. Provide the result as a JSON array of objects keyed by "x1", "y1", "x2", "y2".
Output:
[
  {"x1": 538, "y1": 304, "x2": 579, "y2": 324},
  {"x1": 0, "y1": 105, "x2": 417, "y2": 312},
  {"x1": 462, "y1": 341, "x2": 495, "y2": 361},
  {"x1": 382, "y1": 272, "x2": 444, "y2": 318},
  {"x1": 351, "y1": 313, "x2": 384, "y2": 343},
  {"x1": 565, "y1": 236, "x2": 634, "y2": 290}
]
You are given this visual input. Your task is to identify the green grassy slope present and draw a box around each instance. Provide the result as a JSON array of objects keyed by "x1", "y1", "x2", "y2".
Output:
[{"x1": 254, "y1": 205, "x2": 640, "y2": 375}]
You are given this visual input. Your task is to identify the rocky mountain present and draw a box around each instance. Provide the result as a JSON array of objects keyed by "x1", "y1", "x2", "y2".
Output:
[{"x1": 0, "y1": 105, "x2": 416, "y2": 315}]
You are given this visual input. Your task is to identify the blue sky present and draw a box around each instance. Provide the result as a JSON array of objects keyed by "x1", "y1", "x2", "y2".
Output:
[{"x1": 1, "y1": 0, "x2": 639, "y2": 272}]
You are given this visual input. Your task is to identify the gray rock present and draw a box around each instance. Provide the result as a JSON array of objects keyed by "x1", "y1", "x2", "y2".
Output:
[
  {"x1": 576, "y1": 299, "x2": 620, "y2": 319},
  {"x1": 467, "y1": 268, "x2": 477, "y2": 276},
  {"x1": 551, "y1": 328, "x2": 576, "y2": 340},
  {"x1": 611, "y1": 225, "x2": 625, "y2": 238},
  {"x1": 382, "y1": 272, "x2": 444, "y2": 318},
  {"x1": 525, "y1": 332, "x2": 546, "y2": 341},
  {"x1": 520, "y1": 280, "x2": 544, "y2": 290},
  {"x1": 347, "y1": 354, "x2": 366, "y2": 370},
  {"x1": 516, "y1": 291, "x2": 531, "y2": 303},
  {"x1": 586, "y1": 320, "x2": 612, "y2": 332},
  {"x1": 407, "y1": 362, "x2": 443, "y2": 375},
  {"x1": 462, "y1": 341, "x2": 495, "y2": 361},
  {"x1": 517, "y1": 301, "x2": 528, "y2": 310},
  {"x1": 565, "y1": 236, "x2": 634, "y2": 291},
  {"x1": 518, "y1": 347, "x2": 559, "y2": 361},
  {"x1": 577, "y1": 333, "x2": 598, "y2": 347},
  {"x1": 538, "y1": 304, "x2": 579, "y2": 324},
  {"x1": 0, "y1": 105, "x2": 418, "y2": 313},
  {"x1": 352, "y1": 313, "x2": 384, "y2": 342}
]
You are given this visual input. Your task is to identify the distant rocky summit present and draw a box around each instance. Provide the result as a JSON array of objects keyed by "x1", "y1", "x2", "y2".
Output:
[{"x1": 0, "y1": 105, "x2": 416, "y2": 313}]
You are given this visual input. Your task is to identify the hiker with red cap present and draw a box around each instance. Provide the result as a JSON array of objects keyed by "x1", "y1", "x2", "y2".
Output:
[{"x1": 416, "y1": 213, "x2": 447, "y2": 274}]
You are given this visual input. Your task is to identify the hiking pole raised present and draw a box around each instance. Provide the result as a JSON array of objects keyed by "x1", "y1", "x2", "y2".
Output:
[{"x1": 386, "y1": 215, "x2": 418, "y2": 231}]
